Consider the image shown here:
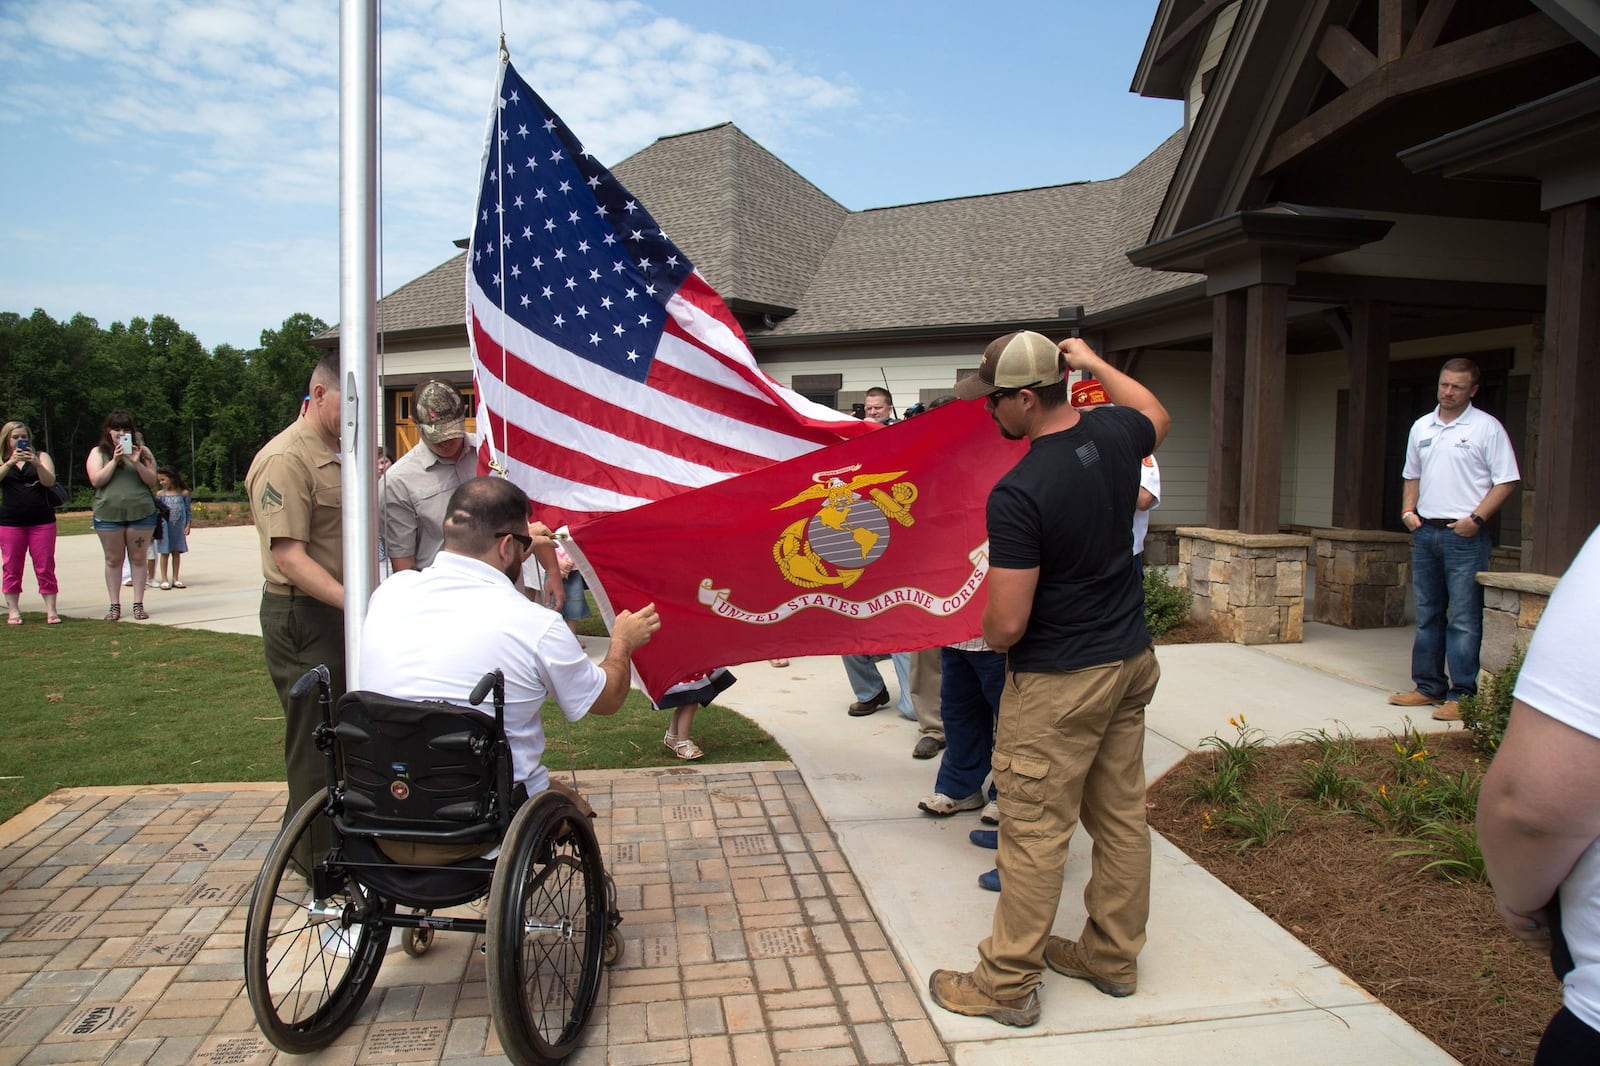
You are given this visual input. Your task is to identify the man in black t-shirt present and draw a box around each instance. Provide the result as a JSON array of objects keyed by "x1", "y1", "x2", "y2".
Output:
[{"x1": 928, "y1": 331, "x2": 1171, "y2": 1028}]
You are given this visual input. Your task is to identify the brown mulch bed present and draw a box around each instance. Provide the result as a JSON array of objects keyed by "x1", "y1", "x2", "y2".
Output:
[
  {"x1": 1153, "y1": 616, "x2": 1232, "y2": 645},
  {"x1": 1148, "y1": 731, "x2": 1561, "y2": 1066}
]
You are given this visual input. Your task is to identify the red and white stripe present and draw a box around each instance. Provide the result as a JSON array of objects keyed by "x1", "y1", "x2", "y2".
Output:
[{"x1": 467, "y1": 271, "x2": 872, "y2": 529}]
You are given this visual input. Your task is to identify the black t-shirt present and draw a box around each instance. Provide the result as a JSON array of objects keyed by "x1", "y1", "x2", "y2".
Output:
[
  {"x1": 987, "y1": 406, "x2": 1156, "y2": 672},
  {"x1": 0, "y1": 465, "x2": 55, "y2": 527}
]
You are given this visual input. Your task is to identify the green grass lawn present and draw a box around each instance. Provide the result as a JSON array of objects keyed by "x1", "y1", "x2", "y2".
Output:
[
  {"x1": 0, "y1": 615, "x2": 785, "y2": 824},
  {"x1": 55, "y1": 510, "x2": 95, "y2": 537}
]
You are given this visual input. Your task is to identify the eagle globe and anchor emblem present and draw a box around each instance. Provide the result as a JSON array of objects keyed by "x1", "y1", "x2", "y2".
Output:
[{"x1": 772, "y1": 466, "x2": 918, "y2": 588}]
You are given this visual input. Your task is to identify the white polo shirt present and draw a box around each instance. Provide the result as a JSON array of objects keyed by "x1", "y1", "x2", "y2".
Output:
[
  {"x1": 1402, "y1": 403, "x2": 1519, "y2": 521},
  {"x1": 1132, "y1": 454, "x2": 1162, "y2": 555},
  {"x1": 359, "y1": 550, "x2": 605, "y2": 795},
  {"x1": 1513, "y1": 527, "x2": 1600, "y2": 1031}
]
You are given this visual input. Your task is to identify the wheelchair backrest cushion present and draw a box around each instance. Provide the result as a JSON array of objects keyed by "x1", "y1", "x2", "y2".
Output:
[{"x1": 335, "y1": 691, "x2": 501, "y2": 833}]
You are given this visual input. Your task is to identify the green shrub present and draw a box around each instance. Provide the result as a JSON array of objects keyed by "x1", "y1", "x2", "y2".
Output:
[
  {"x1": 1217, "y1": 794, "x2": 1298, "y2": 851},
  {"x1": 1363, "y1": 780, "x2": 1431, "y2": 833},
  {"x1": 1143, "y1": 567, "x2": 1192, "y2": 637},
  {"x1": 1294, "y1": 756, "x2": 1365, "y2": 811},
  {"x1": 1458, "y1": 644, "x2": 1523, "y2": 755},
  {"x1": 1199, "y1": 715, "x2": 1267, "y2": 777},
  {"x1": 1187, "y1": 758, "x2": 1247, "y2": 806},
  {"x1": 1415, "y1": 768, "x2": 1482, "y2": 822},
  {"x1": 1291, "y1": 724, "x2": 1364, "y2": 767},
  {"x1": 1385, "y1": 718, "x2": 1434, "y2": 783},
  {"x1": 1388, "y1": 819, "x2": 1486, "y2": 883}
]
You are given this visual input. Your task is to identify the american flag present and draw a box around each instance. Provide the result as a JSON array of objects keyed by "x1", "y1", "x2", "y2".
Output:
[{"x1": 466, "y1": 60, "x2": 874, "y2": 530}]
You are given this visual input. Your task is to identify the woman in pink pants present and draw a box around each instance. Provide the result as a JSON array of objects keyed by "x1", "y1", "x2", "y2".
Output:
[{"x1": 0, "y1": 420, "x2": 61, "y2": 625}]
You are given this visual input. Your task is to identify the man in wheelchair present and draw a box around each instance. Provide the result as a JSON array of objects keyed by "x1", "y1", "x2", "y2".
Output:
[
  {"x1": 361, "y1": 475, "x2": 659, "y2": 861},
  {"x1": 245, "y1": 476, "x2": 659, "y2": 1064}
]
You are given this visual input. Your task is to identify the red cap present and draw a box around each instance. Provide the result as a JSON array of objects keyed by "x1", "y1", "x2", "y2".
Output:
[{"x1": 1070, "y1": 379, "x2": 1108, "y2": 408}]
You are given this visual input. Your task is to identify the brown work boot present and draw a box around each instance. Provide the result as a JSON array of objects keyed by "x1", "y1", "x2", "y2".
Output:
[
  {"x1": 1387, "y1": 690, "x2": 1443, "y2": 707},
  {"x1": 927, "y1": 969, "x2": 1040, "y2": 1027},
  {"x1": 1043, "y1": 937, "x2": 1136, "y2": 997},
  {"x1": 1433, "y1": 700, "x2": 1461, "y2": 722}
]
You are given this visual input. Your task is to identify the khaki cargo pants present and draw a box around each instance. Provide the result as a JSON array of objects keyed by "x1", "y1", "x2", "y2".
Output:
[{"x1": 974, "y1": 645, "x2": 1161, "y2": 1000}]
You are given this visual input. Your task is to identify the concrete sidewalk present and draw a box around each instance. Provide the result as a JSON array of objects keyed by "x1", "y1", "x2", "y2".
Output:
[{"x1": 5, "y1": 524, "x2": 1462, "y2": 1063}]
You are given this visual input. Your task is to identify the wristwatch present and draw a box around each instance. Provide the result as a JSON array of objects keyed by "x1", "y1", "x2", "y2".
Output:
[{"x1": 1469, "y1": 513, "x2": 1486, "y2": 526}]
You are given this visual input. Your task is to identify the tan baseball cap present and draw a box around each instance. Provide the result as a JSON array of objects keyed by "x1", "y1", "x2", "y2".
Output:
[
  {"x1": 413, "y1": 380, "x2": 467, "y2": 443},
  {"x1": 953, "y1": 331, "x2": 1065, "y2": 400}
]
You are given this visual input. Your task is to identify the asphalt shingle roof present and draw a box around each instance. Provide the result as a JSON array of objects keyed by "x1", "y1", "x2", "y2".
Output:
[
  {"x1": 612, "y1": 123, "x2": 847, "y2": 314},
  {"x1": 355, "y1": 124, "x2": 1192, "y2": 342},
  {"x1": 373, "y1": 252, "x2": 466, "y2": 335}
]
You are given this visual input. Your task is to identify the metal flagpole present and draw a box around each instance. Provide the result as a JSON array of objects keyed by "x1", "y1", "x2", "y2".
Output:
[{"x1": 339, "y1": 0, "x2": 379, "y2": 687}]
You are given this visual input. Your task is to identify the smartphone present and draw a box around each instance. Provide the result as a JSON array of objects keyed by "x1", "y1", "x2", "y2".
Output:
[
  {"x1": 119, "y1": 432, "x2": 134, "y2": 455},
  {"x1": 15, "y1": 438, "x2": 29, "y2": 454}
]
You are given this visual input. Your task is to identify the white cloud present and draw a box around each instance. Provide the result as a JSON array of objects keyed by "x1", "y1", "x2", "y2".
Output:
[{"x1": 0, "y1": 0, "x2": 859, "y2": 348}]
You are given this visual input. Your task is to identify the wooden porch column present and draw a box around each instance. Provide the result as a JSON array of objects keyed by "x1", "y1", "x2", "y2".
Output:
[
  {"x1": 1529, "y1": 200, "x2": 1600, "y2": 575},
  {"x1": 1208, "y1": 291, "x2": 1247, "y2": 529},
  {"x1": 1239, "y1": 283, "x2": 1288, "y2": 534},
  {"x1": 1343, "y1": 301, "x2": 1390, "y2": 529}
]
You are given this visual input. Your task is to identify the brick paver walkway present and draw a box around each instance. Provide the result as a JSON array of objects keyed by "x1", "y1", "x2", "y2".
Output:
[{"x1": 0, "y1": 765, "x2": 951, "y2": 1065}]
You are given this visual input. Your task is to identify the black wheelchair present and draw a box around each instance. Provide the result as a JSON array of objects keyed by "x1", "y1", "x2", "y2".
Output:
[{"x1": 243, "y1": 665, "x2": 622, "y2": 1064}]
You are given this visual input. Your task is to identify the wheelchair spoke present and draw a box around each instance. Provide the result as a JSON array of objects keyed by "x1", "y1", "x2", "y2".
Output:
[
  {"x1": 489, "y1": 795, "x2": 610, "y2": 1062},
  {"x1": 246, "y1": 791, "x2": 390, "y2": 1054}
]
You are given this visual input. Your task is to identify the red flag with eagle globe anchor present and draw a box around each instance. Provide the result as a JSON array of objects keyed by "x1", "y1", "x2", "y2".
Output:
[{"x1": 563, "y1": 400, "x2": 1027, "y2": 703}]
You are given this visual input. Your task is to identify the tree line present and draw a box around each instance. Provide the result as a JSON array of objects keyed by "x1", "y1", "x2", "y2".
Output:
[{"x1": 0, "y1": 308, "x2": 327, "y2": 499}]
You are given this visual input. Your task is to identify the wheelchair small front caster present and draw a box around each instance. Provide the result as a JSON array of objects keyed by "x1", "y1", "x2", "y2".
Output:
[
  {"x1": 401, "y1": 909, "x2": 435, "y2": 956},
  {"x1": 403, "y1": 927, "x2": 433, "y2": 957},
  {"x1": 603, "y1": 928, "x2": 623, "y2": 967}
]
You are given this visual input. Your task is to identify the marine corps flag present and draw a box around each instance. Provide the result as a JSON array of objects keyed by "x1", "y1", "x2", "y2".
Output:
[{"x1": 564, "y1": 400, "x2": 1026, "y2": 703}]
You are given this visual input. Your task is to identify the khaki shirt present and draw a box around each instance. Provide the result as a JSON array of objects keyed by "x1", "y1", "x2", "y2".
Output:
[
  {"x1": 246, "y1": 416, "x2": 343, "y2": 589},
  {"x1": 382, "y1": 437, "x2": 478, "y2": 568}
]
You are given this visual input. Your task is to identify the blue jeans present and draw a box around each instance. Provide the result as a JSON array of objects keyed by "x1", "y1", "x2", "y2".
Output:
[
  {"x1": 842, "y1": 652, "x2": 914, "y2": 717},
  {"x1": 560, "y1": 571, "x2": 590, "y2": 622},
  {"x1": 1410, "y1": 524, "x2": 1492, "y2": 701},
  {"x1": 934, "y1": 646, "x2": 1006, "y2": 799}
]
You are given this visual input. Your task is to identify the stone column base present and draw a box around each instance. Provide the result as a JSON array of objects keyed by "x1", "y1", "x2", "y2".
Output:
[
  {"x1": 1310, "y1": 528, "x2": 1411, "y2": 628},
  {"x1": 1177, "y1": 527, "x2": 1309, "y2": 644},
  {"x1": 1478, "y1": 571, "x2": 1557, "y2": 674}
]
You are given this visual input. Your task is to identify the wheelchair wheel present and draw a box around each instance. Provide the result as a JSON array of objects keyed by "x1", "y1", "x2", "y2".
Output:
[
  {"x1": 244, "y1": 790, "x2": 392, "y2": 1054},
  {"x1": 487, "y1": 793, "x2": 608, "y2": 1064}
]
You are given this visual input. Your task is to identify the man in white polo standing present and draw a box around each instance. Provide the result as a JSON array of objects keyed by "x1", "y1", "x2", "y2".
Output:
[{"x1": 1389, "y1": 357, "x2": 1520, "y2": 722}]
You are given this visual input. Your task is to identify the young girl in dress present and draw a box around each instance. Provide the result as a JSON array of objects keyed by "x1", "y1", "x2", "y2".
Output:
[{"x1": 155, "y1": 466, "x2": 192, "y2": 590}]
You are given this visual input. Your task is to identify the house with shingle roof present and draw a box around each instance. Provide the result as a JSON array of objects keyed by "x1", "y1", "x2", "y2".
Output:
[
  {"x1": 342, "y1": 125, "x2": 1202, "y2": 504},
  {"x1": 332, "y1": 0, "x2": 1600, "y2": 646}
]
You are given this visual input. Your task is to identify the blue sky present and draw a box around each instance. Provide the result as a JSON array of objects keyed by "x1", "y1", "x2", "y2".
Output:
[{"x1": 0, "y1": 0, "x2": 1180, "y2": 353}]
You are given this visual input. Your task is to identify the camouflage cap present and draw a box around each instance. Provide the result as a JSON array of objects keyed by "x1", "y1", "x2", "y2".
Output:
[{"x1": 413, "y1": 380, "x2": 466, "y2": 444}]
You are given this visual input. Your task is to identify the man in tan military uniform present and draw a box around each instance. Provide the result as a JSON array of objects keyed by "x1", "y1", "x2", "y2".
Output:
[{"x1": 245, "y1": 351, "x2": 345, "y2": 860}]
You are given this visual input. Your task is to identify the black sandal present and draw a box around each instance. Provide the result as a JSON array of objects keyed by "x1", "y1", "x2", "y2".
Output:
[{"x1": 104, "y1": 604, "x2": 121, "y2": 621}]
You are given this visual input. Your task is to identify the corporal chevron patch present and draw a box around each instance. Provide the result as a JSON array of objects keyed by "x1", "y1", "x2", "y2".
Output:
[{"x1": 258, "y1": 481, "x2": 285, "y2": 515}]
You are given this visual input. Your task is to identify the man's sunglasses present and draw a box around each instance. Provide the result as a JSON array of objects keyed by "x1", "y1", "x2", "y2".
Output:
[{"x1": 499, "y1": 530, "x2": 533, "y2": 550}]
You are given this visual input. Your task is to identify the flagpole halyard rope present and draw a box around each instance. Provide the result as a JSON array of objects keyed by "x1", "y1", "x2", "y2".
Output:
[
  {"x1": 481, "y1": 7, "x2": 510, "y2": 480},
  {"x1": 486, "y1": 54, "x2": 511, "y2": 480}
]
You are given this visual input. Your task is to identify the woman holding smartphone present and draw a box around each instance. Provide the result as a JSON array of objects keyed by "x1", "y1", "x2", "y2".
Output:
[
  {"x1": 0, "y1": 420, "x2": 61, "y2": 625},
  {"x1": 86, "y1": 410, "x2": 159, "y2": 621}
]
